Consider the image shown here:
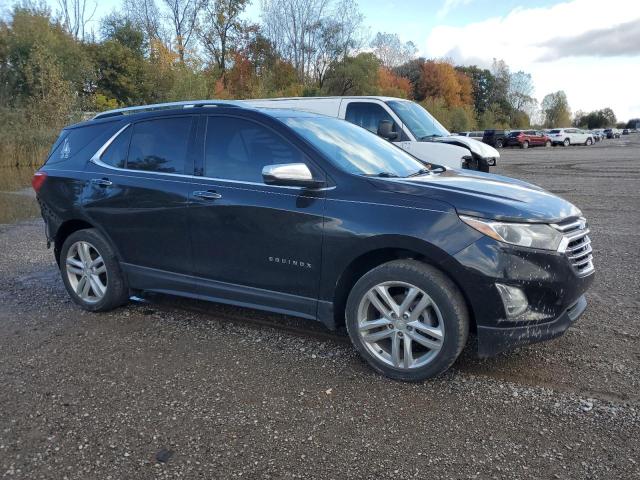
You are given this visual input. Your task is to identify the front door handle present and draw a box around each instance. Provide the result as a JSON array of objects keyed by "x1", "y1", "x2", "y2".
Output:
[
  {"x1": 193, "y1": 190, "x2": 222, "y2": 200},
  {"x1": 91, "y1": 178, "x2": 112, "y2": 187}
]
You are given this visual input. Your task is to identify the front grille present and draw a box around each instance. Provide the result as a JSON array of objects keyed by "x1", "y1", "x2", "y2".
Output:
[{"x1": 552, "y1": 218, "x2": 594, "y2": 275}]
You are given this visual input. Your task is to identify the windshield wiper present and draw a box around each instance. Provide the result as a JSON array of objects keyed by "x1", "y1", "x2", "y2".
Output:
[
  {"x1": 361, "y1": 172, "x2": 400, "y2": 178},
  {"x1": 419, "y1": 134, "x2": 443, "y2": 141},
  {"x1": 406, "y1": 167, "x2": 432, "y2": 177}
]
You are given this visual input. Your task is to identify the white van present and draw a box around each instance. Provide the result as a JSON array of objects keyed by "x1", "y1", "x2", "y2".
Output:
[{"x1": 243, "y1": 96, "x2": 499, "y2": 171}]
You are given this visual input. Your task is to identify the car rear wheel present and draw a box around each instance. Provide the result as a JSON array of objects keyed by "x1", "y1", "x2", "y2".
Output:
[
  {"x1": 495, "y1": 139, "x2": 504, "y2": 148},
  {"x1": 521, "y1": 140, "x2": 529, "y2": 149},
  {"x1": 545, "y1": 140, "x2": 551, "y2": 147},
  {"x1": 586, "y1": 138, "x2": 592, "y2": 146},
  {"x1": 563, "y1": 138, "x2": 570, "y2": 147},
  {"x1": 60, "y1": 229, "x2": 129, "y2": 312},
  {"x1": 345, "y1": 260, "x2": 469, "y2": 381}
]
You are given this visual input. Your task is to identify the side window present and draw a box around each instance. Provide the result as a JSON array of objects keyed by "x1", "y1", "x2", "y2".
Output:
[
  {"x1": 100, "y1": 126, "x2": 132, "y2": 168},
  {"x1": 127, "y1": 117, "x2": 192, "y2": 173},
  {"x1": 205, "y1": 116, "x2": 304, "y2": 183},
  {"x1": 345, "y1": 102, "x2": 397, "y2": 135}
]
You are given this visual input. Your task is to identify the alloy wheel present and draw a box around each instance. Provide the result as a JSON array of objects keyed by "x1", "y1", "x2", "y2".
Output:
[
  {"x1": 65, "y1": 241, "x2": 108, "y2": 303},
  {"x1": 356, "y1": 281, "x2": 444, "y2": 369}
]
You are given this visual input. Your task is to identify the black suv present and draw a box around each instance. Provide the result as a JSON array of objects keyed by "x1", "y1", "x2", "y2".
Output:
[
  {"x1": 33, "y1": 101, "x2": 594, "y2": 380},
  {"x1": 482, "y1": 129, "x2": 508, "y2": 148}
]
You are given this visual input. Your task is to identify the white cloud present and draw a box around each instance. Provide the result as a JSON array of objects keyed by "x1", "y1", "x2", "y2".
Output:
[
  {"x1": 436, "y1": 0, "x2": 474, "y2": 20},
  {"x1": 424, "y1": 0, "x2": 640, "y2": 121}
]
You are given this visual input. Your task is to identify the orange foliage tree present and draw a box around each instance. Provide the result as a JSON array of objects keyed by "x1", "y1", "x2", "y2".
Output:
[
  {"x1": 377, "y1": 67, "x2": 412, "y2": 98},
  {"x1": 417, "y1": 60, "x2": 474, "y2": 107}
]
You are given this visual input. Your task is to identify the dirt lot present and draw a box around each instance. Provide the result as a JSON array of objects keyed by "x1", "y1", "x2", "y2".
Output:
[{"x1": 1, "y1": 136, "x2": 639, "y2": 479}]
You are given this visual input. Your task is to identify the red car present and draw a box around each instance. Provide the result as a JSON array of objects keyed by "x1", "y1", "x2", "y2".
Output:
[{"x1": 506, "y1": 130, "x2": 552, "y2": 148}]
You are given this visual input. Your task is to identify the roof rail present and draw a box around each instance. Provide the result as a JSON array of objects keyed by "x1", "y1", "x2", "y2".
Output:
[{"x1": 93, "y1": 100, "x2": 242, "y2": 120}]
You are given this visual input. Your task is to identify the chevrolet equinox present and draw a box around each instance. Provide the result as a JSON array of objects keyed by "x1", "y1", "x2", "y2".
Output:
[{"x1": 32, "y1": 101, "x2": 594, "y2": 381}]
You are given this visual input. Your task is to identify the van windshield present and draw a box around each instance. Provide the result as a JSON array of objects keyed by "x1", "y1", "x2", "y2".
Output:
[
  {"x1": 282, "y1": 116, "x2": 428, "y2": 177},
  {"x1": 386, "y1": 100, "x2": 450, "y2": 140}
]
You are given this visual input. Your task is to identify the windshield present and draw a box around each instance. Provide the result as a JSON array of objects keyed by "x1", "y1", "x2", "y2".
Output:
[
  {"x1": 282, "y1": 116, "x2": 427, "y2": 177},
  {"x1": 386, "y1": 100, "x2": 450, "y2": 140}
]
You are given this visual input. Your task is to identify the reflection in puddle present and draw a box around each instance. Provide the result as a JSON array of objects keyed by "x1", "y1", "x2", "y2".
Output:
[{"x1": 0, "y1": 166, "x2": 40, "y2": 224}]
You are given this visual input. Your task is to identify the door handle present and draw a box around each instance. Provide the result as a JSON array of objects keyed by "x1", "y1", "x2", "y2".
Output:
[
  {"x1": 91, "y1": 178, "x2": 112, "y2": 187},
  {"x1": 193, "y1": 190, "x2": 222, "y2": 200}
]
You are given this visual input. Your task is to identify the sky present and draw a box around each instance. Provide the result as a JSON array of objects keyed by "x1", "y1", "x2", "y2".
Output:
[{"x1": 38, "y1": 0, "x2": 640, "y2": 121}]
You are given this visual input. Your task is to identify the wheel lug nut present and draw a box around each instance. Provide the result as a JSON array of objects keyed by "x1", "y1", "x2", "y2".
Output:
[
  {"x1": 398, "y1": 332, "x2": 403, "y2": 337},
  {"x1": 403, "y1": 313, "x2": 409, "y2": 319},
  {"x1": 406, "y1": 326, "x2": 413, "y2": 331}
]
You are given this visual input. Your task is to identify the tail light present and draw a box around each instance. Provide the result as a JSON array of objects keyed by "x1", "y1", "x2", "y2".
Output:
[{"x1": 32, "y1": 171, "x2": 47, "y2": 193}]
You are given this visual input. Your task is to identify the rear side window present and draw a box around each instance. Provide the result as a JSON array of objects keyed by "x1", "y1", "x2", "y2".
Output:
[
  {"x1": 550, "y1": 129, "x2": 561, "y2": 134},
  {"x1": 204, "y1": 116, "x2": 304, "y2": 183},
  {"x1": 100, "y1": 127, "x2": 132, "y2": 168},
  {"x1": 46, "y1": 122, "x2": 115, "y2": 165},
  {"x1": 345, "y1": 102, "x2": 397, "y2": 135},
  {"x1": 127, "y1": 117, "x2": 192, "y2": 173}
]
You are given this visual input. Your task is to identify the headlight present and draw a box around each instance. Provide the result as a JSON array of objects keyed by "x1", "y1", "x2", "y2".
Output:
[{"x1": 460, "y1": 215, "x2": 563, "y2": 250}]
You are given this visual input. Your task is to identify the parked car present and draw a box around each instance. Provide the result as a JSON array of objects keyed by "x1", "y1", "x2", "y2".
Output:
[
  {"x1": 482, "y1": 129, "x2": 509, "y2": 149},
  {"x1": 548, "y1": 128, "x2": 594, "y2": 146},
  {"x1": 506, "y1": 130, "x2": 552, "y2": 148},
  {"x1": 33, "y1": 100, "x2": 594, "y2": 381},
  {"x1": 457, "y1": 131, "x2": 484, "y2": 140},
  {"x1": 603, "y1": 128, "x2": 621, "y2": 139},
  {"x1": 589, "y1": 130, "x2": 603, "y2": 142},
  {"x1": 244, "y1": 96, "x2": 500, "y2": 172},
  {"x1": 622, "y1": 129, "x2": 629, "y2": 135}
]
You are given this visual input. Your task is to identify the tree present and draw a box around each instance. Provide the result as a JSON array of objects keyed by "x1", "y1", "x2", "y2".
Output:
[
  {"x1": 370, "y1": 32, "x2": 416, "y2": 68},
  {"x1": 57, "y1": 0, "x2": 97, "y2": 40},
  {"x1": 507, "y1": 71, "x2": 535, "y2": 114},
  {"x1": 198, "y1": 0, "x2": 249, "y2": 76},
  {"x1": 161, "y1": 0, "x2": 203, "y2": 62},
  {"x1": 377, "y1": 67, "x2": 411, "y2": 98},
  {"x1": 456, "y1": 65, "x2": 494, "y2": 115},
  {"x1": 574, "y1": 108, "x2": 617, "y2": 129},
  {"x1": 124, "y1": 0, "x2": 169, "y2": 45},
  {"x1": 541, "y1": 91, "x2": 571, "y2": 127},
  {"x1": 417, "y1": 60, "x2": 473, "y2": 108},
  {"x1": 321, "y1": 52, "x2": 379, "y2": 95},
  {"x1": 260, "y1": 0, "x2": 362, "y2": 83},
  {"x1": 393, "y1": 57, "x2": 424, "y2": 99}
]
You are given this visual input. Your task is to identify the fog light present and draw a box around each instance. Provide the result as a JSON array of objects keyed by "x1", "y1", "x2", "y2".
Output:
[{"x1": 495, "y1": 284, "x2": 528, "y2": 318}]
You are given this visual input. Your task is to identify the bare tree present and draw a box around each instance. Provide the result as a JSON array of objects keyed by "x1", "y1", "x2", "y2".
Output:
[
  {"x1": 161, "y1": 0, "x2": 204, "y2": 62},
  {"x1": 57, "y1": 0, "x2": 97, "y2": 40},
  {"x1": 124, "y1": 0, "x2": 169, "y2": 45},
  {"x1": 260, "y1": 0, "x2": 362, "y2": 82},
  {"x1": 370, "y1": 32, "x2": 416, "y2": 68},
  {"x1": 198, "y1": 0, "x2": 250, "y2": 74}
]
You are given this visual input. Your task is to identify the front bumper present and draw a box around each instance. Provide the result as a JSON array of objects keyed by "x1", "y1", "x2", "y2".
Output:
[
  {"x1": 476, "y1": 295, "x2": 587, "y2": 357},
  {"x1": 443, "y1": 236, "x2": 594, "y2": 356}
]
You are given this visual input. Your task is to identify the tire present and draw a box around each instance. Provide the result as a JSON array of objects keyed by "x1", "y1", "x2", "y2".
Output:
[
  {"x1": 345, "y1": 259, "x2": 469, "y2": 381},
  {"x1": 586, "y1": 138, "x2": 592, "y2": 146},
  {"x1": 495, "y1": 139, "x2": 504, "y2": 148},
  {"x1": 545, "y1": 140, "x2": 551, "y2": 147},
  {"x1": 521, "y1": 141, "x2": 529, "y2": 149},
  {"x1": 59, "y1": 228, "x2": 129, "y2": 312},
  {"x1": 563, "y1": 138, "x2": 570, "y2": 147}
]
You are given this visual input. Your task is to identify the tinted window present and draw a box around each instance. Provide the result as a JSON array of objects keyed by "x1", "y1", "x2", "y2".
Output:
[
  {"x1": 550, "y1": 129, "x2": 561, "y2": 134},
  {"x1": 509, "y1": 131, "x2": 522, "y2": 137},
  {"x1": 205, "y1": 116, "x2": 303, "y2": 182},
  {"x1": 345, "y1": 102, "x2": 397, "y2": 135},
  {"x1": 127, "y1": 117, "x2": 192, "y2": 173},
  {"x1": 100, "y1": 127, "x2": 131, "y2": 168},
  {"x1": 284, "y1": 116, "x2": 425, "y2": 178},
  {"x1": 46, "y1": 122, "x2": 114, "y2": 165}
]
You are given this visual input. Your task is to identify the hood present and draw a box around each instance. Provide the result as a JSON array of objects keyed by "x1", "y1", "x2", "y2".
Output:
[
  {"x1": 433, "y1": 136, "x2": 500, "y2": 159},
  {"x1": 402, "y1": 141, "x2": 469, "y2": 169},
  {"x1": 372, "y1": 169, "x2": 581, "y2": 223}
]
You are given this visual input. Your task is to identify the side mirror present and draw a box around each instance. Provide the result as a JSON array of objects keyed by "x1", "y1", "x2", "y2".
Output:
[
  {"x1": 377, "y1": 120, "x2": 398, "y2": 141},
  {"x1": 262, "y1": 163, "x2": 325, "y2": 188}
]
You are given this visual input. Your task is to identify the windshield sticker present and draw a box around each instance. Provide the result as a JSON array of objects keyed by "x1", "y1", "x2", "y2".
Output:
[{"x1": 60, "y1": 138, "x2": 71, "y2": 159}]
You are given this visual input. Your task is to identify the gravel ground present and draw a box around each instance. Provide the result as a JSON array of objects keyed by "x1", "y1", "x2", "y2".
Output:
[{"x1": 1, "y1": 136, "x2": 639, "y2": 479}]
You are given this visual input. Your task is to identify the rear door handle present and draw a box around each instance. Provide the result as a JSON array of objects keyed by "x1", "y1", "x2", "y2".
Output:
[
  {"x1": 193, "y1": 190, "x2": 222, "y2": 200},
  {"x1": 91, "y1": 178, "x2": 112, "y2": 187}
]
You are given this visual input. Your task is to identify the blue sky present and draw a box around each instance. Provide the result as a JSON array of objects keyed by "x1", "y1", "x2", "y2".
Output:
[{"x1": 37, "y1": 0, "x2": 640, "y2": 121}]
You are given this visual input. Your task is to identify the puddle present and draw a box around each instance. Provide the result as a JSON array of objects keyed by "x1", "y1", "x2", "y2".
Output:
[{"x1": 0, "y1": 166, "x2": 40, "y2": 224}]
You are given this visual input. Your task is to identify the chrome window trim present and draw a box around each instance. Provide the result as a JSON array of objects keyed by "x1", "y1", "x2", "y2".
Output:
[{"x1": 89, "y1": 123, "x2": 333, "y2": 190}]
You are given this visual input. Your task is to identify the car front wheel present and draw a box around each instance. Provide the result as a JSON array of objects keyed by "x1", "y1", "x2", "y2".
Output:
[
  {"x1": 59, "y1": 228, "x2": 129, "y2": 312},
  {"x1": 521, "y1": 140, "x2": 529, "y2": 149},
  {"x1": 495, "y1": 139, "x2": 504, "y2": 148},
  {"x1": 345, "y1": 260, "x2": 469, "y2": 381},
  {"x1": 586, "y1": 138, "x2": 592, "y2": 146},
  {"x1": 563, "y1": 138, "x2": 570, "y2": 147},
  {"x1": 545, "y1": 140, "x2": 551, "y2": 147}
]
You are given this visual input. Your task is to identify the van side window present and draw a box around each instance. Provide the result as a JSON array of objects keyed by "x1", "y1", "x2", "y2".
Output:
[
  {"x1": 127, "y1": 117, "x2": 192, "y2": 173},
  {"x1": 205, "y1": 116, "x2": 304, "y2": 183},
  {"x1": 345, "y1": 102, "x2": 397, "y2": 136},
  {"x1": 100, "y1": 126, "x2": 132, "y2": 168}
]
